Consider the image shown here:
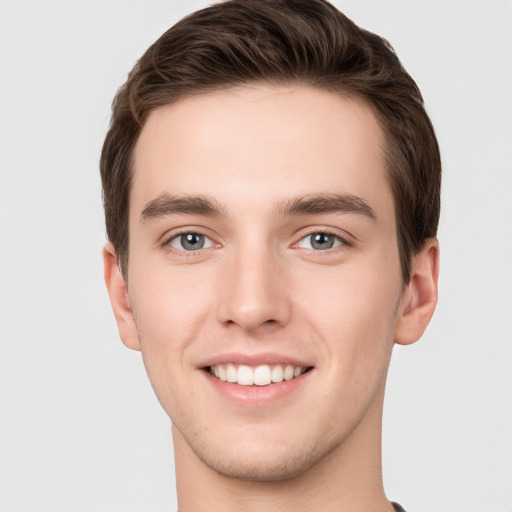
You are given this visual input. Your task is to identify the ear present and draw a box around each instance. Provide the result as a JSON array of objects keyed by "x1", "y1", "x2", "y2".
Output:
[
  {"x1": 103, "y1": 242, "x2": 141, "y2": 351},
  {"x1": 394, "y1": 238, "x2": 440, "y2": 346}
]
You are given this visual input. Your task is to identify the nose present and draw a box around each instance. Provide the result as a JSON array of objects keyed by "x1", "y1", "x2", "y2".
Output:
[{"x1": 216, "y1": 243, "x2": 291, "y2": 333}]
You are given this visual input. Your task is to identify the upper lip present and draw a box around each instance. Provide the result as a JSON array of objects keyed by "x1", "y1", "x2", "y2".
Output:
[{"x1": 197, "y1": 352, "x2": 313, "y2": 369}]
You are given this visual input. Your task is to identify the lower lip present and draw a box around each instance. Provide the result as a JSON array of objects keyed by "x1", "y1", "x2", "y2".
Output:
[{"x1": 202, "y1": 369, "x2": 313, "y2": 406}]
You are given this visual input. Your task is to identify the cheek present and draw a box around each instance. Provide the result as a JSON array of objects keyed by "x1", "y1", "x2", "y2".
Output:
[
  {"x1": 128, "y1": 281, "x2": 209, "y2": 422},
  {"x1": 130, "y1": 257, "x2": 214, "y2": 334},
  {"x1": 292, "y1": 254, "x2": 402, "y2": 363},
  {"x1": 298, "y1": 271, "x2": 399, "y2": 422},
  {"x1": 127, "y1": 262, "x2": 215, "y2": 390}
]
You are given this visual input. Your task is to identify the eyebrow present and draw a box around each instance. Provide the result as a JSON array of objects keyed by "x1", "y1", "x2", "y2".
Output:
[
  {"x1": 139, "y1": 192, "x2": 376, "y2": 222},
  {"x1": 276, "y1": 193, "x2": 377, "y2": 220},
  {"x1": 140, "y1": 193, "x2": 226, "y2": 222}
]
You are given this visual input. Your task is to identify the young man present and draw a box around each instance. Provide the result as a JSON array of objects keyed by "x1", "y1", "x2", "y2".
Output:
[{"x1": 101, "y1": 1, "x2": 440, "y2": 510}]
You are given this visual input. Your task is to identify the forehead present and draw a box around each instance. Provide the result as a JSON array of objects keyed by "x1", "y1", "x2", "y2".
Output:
[{"x1": 131, "y1": 85, "x2": 392, "y2": 221}]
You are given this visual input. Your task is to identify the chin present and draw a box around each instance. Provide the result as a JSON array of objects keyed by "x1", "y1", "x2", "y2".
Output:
[
  {"x1": 179, "y1": 423, "x2": 345, "y2": 483},
  {"x1": 200, "y1": 450, "x2": 321, "y2": 482}
]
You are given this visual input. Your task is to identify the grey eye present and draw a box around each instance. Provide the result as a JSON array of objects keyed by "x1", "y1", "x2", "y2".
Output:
[
  {"x1": 169, "y1": 233, "x2": 213, "y2": 251},
  {"x1": 310, "y1": 233, "x2": 335, "y2": 250},
  {"x1": 298, "y1": 232, "x2": 343, "y2": 251}
]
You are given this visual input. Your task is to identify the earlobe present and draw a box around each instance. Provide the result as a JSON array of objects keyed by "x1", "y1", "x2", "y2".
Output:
[
  {"x1": 394, "y1": 238, "x2": 440, "y2": 346},
  {"x1": 103, "y1": 242, "x2": 141, "y2": 351}
]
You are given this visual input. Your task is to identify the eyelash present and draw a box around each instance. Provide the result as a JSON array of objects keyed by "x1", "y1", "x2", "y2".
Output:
[
  {"x1": 294, "y1": 229, "x2": 352, "y2": 252},
  {"x1": 162, "y1": 229, "x2": 217, "y2": 256},
  {"x1": 162, "y1": 228, "x2": 353, "y2": 255}
]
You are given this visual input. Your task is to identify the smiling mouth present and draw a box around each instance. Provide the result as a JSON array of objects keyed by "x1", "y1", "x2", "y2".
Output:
[{"x1": 206, "y1": 363, "x2": 312, "y2": 386}]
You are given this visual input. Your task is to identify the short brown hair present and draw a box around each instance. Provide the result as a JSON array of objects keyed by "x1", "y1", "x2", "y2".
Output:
[{"x1": 100, "y1": 0, "x2": 441, "y2": 282}]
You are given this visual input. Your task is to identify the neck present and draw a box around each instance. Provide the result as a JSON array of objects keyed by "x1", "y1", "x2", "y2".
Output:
[{"x1": 173, "y1": 387, "x2": 393, "y2": 512}]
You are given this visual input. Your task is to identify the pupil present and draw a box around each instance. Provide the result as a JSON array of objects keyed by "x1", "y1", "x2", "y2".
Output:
[
  {"x1": 311, "y1": 233, "x2": 334, "y2": 250},
  {"x1": 182, "y1": 233, "x2": 204, "y2": 250}
]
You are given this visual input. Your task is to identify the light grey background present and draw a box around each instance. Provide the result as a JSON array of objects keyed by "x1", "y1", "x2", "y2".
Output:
[{"x1": 0, "y1": 1, "x2": 510, "y2": 511}]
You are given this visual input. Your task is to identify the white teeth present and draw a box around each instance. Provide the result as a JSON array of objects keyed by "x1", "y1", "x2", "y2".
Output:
[
  {"x1": 237, "y1": 365, "x2": 254, "y2": 386},
  {"x1": 271, "y1": 365, "x2": 284, "y2": 383},
  {"x1": 226, "y1": 363, "x2": 237, "y2": 383},
  {"x1": 209, "y1": 363, "x2": 307, "y2": 386},
  {"x1": 283, "y1": 365, "x2": 294, "y2": 381},
  {"x1": 253, "y1": 365, "x2": 272, "y2": 386}
]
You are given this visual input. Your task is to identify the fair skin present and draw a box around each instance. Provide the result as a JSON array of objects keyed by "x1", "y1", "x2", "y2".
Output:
[{"x1": 104, "y1": 85, "x2": 439, "y2": 512}]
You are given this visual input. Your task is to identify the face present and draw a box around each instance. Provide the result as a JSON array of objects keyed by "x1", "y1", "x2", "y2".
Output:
[{"x1": 110, "y1": 85, "x2": 413, "y2": 481}]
